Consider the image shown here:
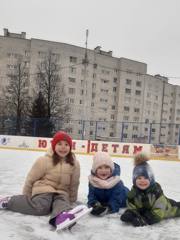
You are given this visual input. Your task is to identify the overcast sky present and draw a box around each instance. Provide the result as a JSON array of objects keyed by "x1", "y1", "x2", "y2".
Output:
[{"x1": 1, "y1": 0, "x2": 180, "y2": 85}]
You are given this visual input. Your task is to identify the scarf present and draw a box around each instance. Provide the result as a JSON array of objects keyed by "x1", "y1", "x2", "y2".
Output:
[{"x1": 88, "y1": 175, "x2": 121, "y2": 189}]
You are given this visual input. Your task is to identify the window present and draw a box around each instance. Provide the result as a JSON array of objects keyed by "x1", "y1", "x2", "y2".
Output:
[
  {"x1": 132, "y1": 134, "x2": 138, "y2": 138},
  {"x1": 124, "y1": 97, "x2": 131, "y2": 103},
  {"x1": 92, "y1": 83, "x2": 96, "y2": 89},
  {"x1": 101, "y1": 89, "x2": 109, "y2": 93},
  {"x1": 69, "y1": 77, "x2": 76, "y2": 83},
  {"x1": 126, "y1": 79, "x2": 132, "y2": 85},
  {"x1": 146, "y1": 101, "x2": 151, "y2": 106},
  {"x1": 93, "y1": 63, "x2": 97, "y2": 69},
  {"x1": 69, "y1": 67, "x2": 76, "y2": 74},
  {"x1": 7, "y1": 52, "x2": 13, "y2": 57},
  {"x1": 133, "y1": 117, "x2": 139, "y2": 122},
  {"x1": 38, "y1": 51, "x2": 46, "y2": 58},
  {"x1": 69, "y1": 56, "x2": 77, "y2": 63},
  {"x1": 125, "y1": 88, "x2": 131, "y2": 94},
  {"x1": 7, "y1": 64, "x2": 16, "y2": 69},
  {"x1": 114, "y1": 78, "x2": 117, "y2": 83},
  {"x1": 152, "y1": 128, "x2": 156, "y2": 133},
  {"x1": 100, "y1": 107, "x2": 107, "y2": 111},
  {"x1": 133, "y1": 126, "x2": 138, "y2": 131},
  {"x1": 124, "y1": 106, "x2": 130, "y2": 112},
  {"x1": 136, "y1": 81, "x2": 141, "y2": 87},
  {"x1": 68, "y1": 98, "x2": 74, "y2": 103},
  {"x1": 177, "y1": 109, "x2": 180, "y2": 115},
  {"x1": 100, "y1": 98, "x2": 108, "y2": 103},
  {"x1": 101, "y1": 79, "x2": 109, "y2": 83},
  {"x1": 134, "y1": 108, "x2": 140, "y2": 113},
  {"x1": 51, "y1": 53, "x2": 60, "y2": 60},
  {"x1": 25, "y1": 51, "x2": 30, "y2": 57},
  {"x1": 67, "y1": 128, "x2": 73, "y2": 133},
  {"x1": 24, "y1": 61, "x2": 29, "y2": 67},
  {"x1": 68, "y1": 88, "x2": 75, "y2": 94},
  {"x1": 81, "y1": 69, "x2": 89, "y2": 76},
  {"x1": 135, "y1": 90, "x2": 141, "y2": 96},
  {"x1": 92, "y1": 93, "x2": 96, "y2": 98},
  {"x1": 135, "y1": 99, "x2": 141, "y2": 105},
  {"x1": 123, "y1": 116, "x2": 129, "y2": 121},
  {"x1": 113, "y1": 87, "x2": 117, "y2": 92},
  {"x1": 153, "y1": 103, "x2": 158, "y2": 108},
  {"x1": 101, "y1": 69, "x2": 110, "y2": 75}
]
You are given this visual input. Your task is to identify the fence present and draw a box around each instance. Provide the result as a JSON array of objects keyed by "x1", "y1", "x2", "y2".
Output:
[{"x1": 0, "y1": 116, "x2": 180, "y2": 145}]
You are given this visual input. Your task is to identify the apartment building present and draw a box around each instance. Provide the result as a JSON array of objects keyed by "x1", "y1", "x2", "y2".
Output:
[{"x1": 0, "y1": 28, "x2": 180, "y2": 144}]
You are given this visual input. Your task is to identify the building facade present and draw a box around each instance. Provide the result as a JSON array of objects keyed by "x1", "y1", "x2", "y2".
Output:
[{"x1": 0, "y1": 28, "x2": 180, "y2": 144}]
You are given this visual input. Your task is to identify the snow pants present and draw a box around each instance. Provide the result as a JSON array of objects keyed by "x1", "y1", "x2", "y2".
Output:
[{"x1": 6, "y1": 193, "x2": 71, "y2": 226}]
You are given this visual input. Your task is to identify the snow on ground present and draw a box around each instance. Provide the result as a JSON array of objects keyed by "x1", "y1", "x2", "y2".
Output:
[{"x1": 0, "y1": 149, "x2": 180, "y2": 240}]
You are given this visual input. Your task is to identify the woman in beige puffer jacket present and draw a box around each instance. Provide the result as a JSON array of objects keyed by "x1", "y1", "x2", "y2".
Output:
[{"x1": 1, "y1": 131, "x2": 80, "y2": 228}]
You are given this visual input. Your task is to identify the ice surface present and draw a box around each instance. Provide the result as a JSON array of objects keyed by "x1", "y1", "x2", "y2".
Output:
[{"x1": 0, "y1": 149, "x2": 180, "y2": 240}]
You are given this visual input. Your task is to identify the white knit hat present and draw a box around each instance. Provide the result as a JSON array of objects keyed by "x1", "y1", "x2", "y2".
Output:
[{"x1": 92, "y1": 152, "x2": 114, "y2": 173}]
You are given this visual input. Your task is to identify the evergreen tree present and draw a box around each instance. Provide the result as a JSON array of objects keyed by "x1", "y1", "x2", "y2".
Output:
[{"x1": 29, "y1": 91, "x2": 53, "y2": 137}]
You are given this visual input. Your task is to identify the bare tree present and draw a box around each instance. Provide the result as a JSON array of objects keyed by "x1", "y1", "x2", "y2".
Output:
[
  {"x1": 4, "y1": 57, "x2": 31, "y2": 134},
  {"x1": 36, "y1": 51, "x2": 70, "y2": 133},
  {"x1": 0, "y1": 98, "x2": 7, "y2": 134}
]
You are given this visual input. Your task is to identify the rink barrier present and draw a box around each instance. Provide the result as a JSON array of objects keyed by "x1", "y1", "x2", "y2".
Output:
[{"x1": 0, "y1": 135, "x2": 180, "y2": 161}]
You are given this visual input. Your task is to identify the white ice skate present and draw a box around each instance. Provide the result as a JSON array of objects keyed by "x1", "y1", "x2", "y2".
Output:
[{"x1": 56, "y1": 204, "x2": 92, "y2": 232}]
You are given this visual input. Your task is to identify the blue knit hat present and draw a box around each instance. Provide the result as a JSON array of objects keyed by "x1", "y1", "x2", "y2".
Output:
[
  {"x1": 133, "y1": 162, "x2": 155, "y2": 186},
  {"x1": 132, "y1": 153, "x2": 155, "y2": 186}
]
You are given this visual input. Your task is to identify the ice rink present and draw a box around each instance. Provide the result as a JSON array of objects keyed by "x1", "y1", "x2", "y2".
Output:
[{"x1": 0, "y1": 149, "x2": 180, "y2": 240}]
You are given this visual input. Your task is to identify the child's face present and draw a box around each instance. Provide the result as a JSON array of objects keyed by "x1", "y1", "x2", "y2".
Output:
[
  {"x1": 55, "y1": 140, "x2": 70, "y2": 158},
  {"x1": 136, "y1": 176, "x2": 150, "y2": 190},
  {"x1": 96, "y1": 164, "x2": 112, "y2": 180}
]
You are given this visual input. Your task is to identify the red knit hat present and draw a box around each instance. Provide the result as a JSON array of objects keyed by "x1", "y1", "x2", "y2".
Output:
[{"x1": 51, "y1": 131, "x2": 72, "y2": 152}]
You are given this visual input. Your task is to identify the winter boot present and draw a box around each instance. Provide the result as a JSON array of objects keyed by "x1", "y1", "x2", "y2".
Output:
[{"x1": 0, "y1": 196, "x2": 11, "y2": 209}]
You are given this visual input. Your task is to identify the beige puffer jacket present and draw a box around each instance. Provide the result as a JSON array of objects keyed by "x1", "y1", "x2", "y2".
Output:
[{"x1": 22, "y1": 149, "x2": 80, "y2": 203}]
